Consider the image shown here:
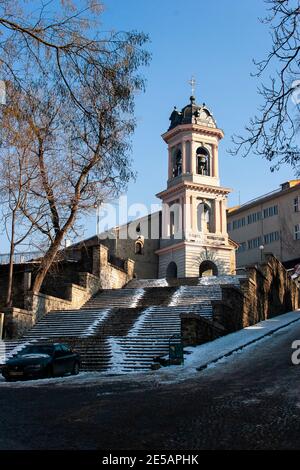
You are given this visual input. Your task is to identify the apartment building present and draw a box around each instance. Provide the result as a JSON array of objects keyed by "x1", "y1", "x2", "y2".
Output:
[{"x1": 227, "y1": 180, "x2": 300, "y2": 268}]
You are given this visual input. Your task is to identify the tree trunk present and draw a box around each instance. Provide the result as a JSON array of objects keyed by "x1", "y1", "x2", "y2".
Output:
[
  {"x1": 31, "y1": 222, "x2": 74, "y2": 295},
  {"x1": 31, "y1": 240, "x2": 63, "y2": 295},
  {"x1": 6, "y1": 210, "x2": 16, "y2": 307}
]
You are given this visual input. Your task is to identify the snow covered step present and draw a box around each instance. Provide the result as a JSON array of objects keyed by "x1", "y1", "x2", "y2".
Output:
[
  {"x1": 0, "y1": 340, "x2": 36, "y2": 364},
  {"x1": 83, "y1": 288, "x2": 145, "y2": 309},
  {"x1": 23, "y1": 309, "x2": 111, "y2": 339}
]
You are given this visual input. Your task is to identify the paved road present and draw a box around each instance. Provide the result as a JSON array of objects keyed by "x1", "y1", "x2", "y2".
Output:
[{"x1": 1, "y1": 321, "x2": 300, "y2": 450}]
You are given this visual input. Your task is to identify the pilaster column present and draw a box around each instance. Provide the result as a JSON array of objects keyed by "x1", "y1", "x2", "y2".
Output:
[
  {"x1": 168, "y1": 148, "x2": 172, "y2": 179},
  {"x1": 191, "y1": 141, "x2": 197, "y2": 175},
  {"x1": 213, "y1": 144, "x2": 219, "y2": 179},
  {"x1": 192, "y1": 196, "x2": 198, "y2": 233},
  {"x1": 222, "y1": 198, "x2": 227, "y2": 234},
  {"x1": 215, "y1": 198, "x2": 221, "y2": 233},
  {"x1": 183, "y1": 194, "x2": 190, "y2": 236},
  {"x1": 182, "y1": 141, "x2": 186, "y2": 174},
  {"x1": 162, "y1": 202, "x2": 169, "y2": 238}
]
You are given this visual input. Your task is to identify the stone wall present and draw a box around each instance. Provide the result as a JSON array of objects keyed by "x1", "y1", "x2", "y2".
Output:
[
  {"x1": 2, "y1": 307, "x2": 34, "y2": 339},
  {"x1": 1, "y1": 246, "x2": 135, "y2": 338},
  {"x1": 181, "y1": 313, "x2": 226, "y2": 346},
  {"x1": 214, "y1": 254, "x2": 300, "y2": 333},
  {"x1": 93, "y1": 244, "x2": 134, "y2": 289}
]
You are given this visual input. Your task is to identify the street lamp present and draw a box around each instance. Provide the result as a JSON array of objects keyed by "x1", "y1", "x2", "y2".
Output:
[
  {"x1": 94, "y1": 200, "x2": 103, "y2": 240},
  {"x1": 259, "y1": 244, "x2": 264, "y2": 262}
]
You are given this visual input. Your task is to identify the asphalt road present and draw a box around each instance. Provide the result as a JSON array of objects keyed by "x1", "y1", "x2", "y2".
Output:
[{"x1": 1, "y1": 321, "x2": 300, "y2": 450}]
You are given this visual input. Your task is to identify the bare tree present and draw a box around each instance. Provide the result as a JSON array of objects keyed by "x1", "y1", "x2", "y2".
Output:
[
  {"x1": 0, "y1": 111, "x2": 40, "y2": 306},
  {"x1": 231, "y1": 0, "x2": 300, "y2": 173},
  {"x1": 1, "y1": 153, "x2": 36, "y2": 307},
  {"x1": 0, "y1": 1, "x2": 150, "y2": 295}
]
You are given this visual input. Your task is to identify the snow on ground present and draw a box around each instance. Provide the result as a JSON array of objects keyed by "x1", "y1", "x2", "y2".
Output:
[
  {"x1": 1, "y1": 310, "x2": 300, "y2": 388},
  {"x1": 129, "y1": 288, "x2": 145, "y2": 307},
  {"x1": 107, "y1": 337, "x2": 126, "y2": 373},
  {"x1": 81, "y1": 309, "x2": 111, "y2": 337},
  {"x1": 127, "y1": 307, "x2": 152, "y2": 336}
]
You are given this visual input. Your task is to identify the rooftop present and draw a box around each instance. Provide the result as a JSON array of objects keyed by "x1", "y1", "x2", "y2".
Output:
[
  {"x1": 168, "y1": 96, "x2": 217, "y2": 130},
  {"x1": 228, "y1": 180, "x2": 300, "y2": 214}
]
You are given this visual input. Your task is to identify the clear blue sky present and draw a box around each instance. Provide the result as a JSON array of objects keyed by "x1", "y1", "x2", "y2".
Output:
[
  {"x1": 1, "y1": 0, "x2": 296, "y2": 252},
  {"x1": 82, "y1": 0, "x2": 293, "y2": 233}
]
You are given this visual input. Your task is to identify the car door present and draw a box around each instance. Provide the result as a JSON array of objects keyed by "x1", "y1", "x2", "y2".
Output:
[
  {"x1": 60, "y1": 344, "x2": 74, "y2": 373},
  {"x1": 52, "y1": 345, "x2": 66, "y2": 376}
]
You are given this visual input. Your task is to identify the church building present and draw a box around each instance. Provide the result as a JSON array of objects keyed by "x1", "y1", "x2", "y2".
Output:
[
  {"x1": 156, "y1": 95, "x2": 237, "y2": 278},
  {"x1": 80, "y1": 94, "x2": 237, "y2": 279}
]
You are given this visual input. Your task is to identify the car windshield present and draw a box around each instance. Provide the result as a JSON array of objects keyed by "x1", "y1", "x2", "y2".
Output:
[{"x1": 18, "y1": 345, "x2": 53, "y2": 356}]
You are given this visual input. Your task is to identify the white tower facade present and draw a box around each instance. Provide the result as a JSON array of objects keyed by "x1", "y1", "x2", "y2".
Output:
[{"x1": 156, "y1": 96, "x2": 237, "y2": 278}]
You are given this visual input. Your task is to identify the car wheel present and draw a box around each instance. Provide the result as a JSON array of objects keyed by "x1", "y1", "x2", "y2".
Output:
[{"x1": 72, "y1": 362, "x2": 80, "y2": 375}]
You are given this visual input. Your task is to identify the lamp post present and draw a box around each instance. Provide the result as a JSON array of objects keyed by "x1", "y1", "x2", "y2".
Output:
[
  {"x1": 94, "y1": 200, "x2": 103, "y2": 241},
  {"x1": 259, "y1": 244, "x2": 264, "y2": 263}
]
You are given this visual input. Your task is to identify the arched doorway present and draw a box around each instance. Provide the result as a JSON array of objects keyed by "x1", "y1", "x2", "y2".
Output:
[
  {"x1": 166, "y1": 261, "x2": 178, "y2": 278},
  {"x1": 199, "y1": 260, "x2": 218, "y2": 277}
]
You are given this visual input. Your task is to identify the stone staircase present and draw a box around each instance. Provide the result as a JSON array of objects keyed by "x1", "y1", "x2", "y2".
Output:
[
  {"x1": 23, "y1": 309, "x2": 111, "y2": 340},
  {"x1": 0, "y1": 340, "x2": 31, "y2": 364},
  {"x1": 169, "y1": 285, "x2": 222, "y2": 319},
  {"x1": 108, "y1": 306, "x2": 182, "y2": 372},
  {"x1": 0, "y1": 275, "x2": 245, "y2": 373},
  {"x1": 82, "y1": 288, "x2": 145, "y2": 309}
]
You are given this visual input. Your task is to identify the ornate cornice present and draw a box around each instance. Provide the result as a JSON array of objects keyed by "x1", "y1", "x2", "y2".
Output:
[
  {"x1": 155, "y1": 240, "x2": 235, "y2": 255},
  {"x1": 156, "y1": 181, "x2": 231, "y2": 200},
  {"x1": 162, "y1": 123, "x2": 224, "y2": 143}
]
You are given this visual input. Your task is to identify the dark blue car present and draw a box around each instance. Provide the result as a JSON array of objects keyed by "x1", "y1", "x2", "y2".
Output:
[{"x1": 1, "y1": 343, "x2": 81, "y2": 381}]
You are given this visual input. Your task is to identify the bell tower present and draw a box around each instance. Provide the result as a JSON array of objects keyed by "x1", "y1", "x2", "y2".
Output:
[{"x1": 156, "y1": 94, "x2": 237, "y2": 278}]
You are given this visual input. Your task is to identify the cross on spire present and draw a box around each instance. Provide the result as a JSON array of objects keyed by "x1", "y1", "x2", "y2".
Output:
[{"x1": 189, "y1": 76, "x2": 196, "y2": 97}]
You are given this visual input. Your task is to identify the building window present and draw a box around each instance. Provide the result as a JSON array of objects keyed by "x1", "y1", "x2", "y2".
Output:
[
  {"x1": 173, "y1": 149, "x2": 182, "y2": 177},
  {"x1": 247, "y1": 237, "x2": 262, "y2": 250},
  {"x1": 196, "y1": 147, "x2": 210, "y2": 176},
  {"x1": 227, "y1": 222, "x2": 232, "y2": 231},
  {"x1": 263, "y1": 205, "x2": 278, "y2": 218},
  {"x1": 295, "y1": 225, "x2": 300, "y2": 240},
  {"x1": 232, "y1": 217, "x2": 245, "y2": 230},
  {"x1": 264, "y1": 231, "x2": 279, "y2": 245},
  {"x1": 237, "y1": 242, "x2": 246, "y2": 253},
  {"x1": 247, "y1": 211, "x2": 262, "y2": 225},
  {"x1": 294, "y1": 197, "x2": 300, "y2": 212}
]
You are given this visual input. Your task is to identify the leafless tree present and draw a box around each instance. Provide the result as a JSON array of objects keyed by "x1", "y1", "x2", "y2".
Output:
[
  {"x1": 231, "y1": 0, "x2": 300, "y2": 174},
  {"x1": 0, "y1": 1, "x2": 150, "y2": 295},
  {"x1": 0, "y1": 108, "x2": 41, "y2": 306}
]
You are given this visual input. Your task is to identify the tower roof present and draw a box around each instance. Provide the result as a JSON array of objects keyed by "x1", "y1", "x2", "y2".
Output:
[{"x1": 168, "y1": 96, "x2": 217, "y2": 130}]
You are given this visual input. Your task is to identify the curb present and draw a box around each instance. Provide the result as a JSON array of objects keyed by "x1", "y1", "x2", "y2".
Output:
[{"x1": 196, "y1": 315, "x2": 300, "y2": 372}]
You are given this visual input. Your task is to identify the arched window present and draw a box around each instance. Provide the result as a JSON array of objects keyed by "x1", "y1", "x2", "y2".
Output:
[
  {"x1": 196, "y1": 147, "x2": 210, "y2": 176},
  {"x1": 173, "y1": 149, "x2": 182, "y2": 177},
  {"x1": 203, "y1": 204, "x2": 211, "y2": 232},
  {"x1": 166, "y1": 261, "x2": 178, "y2": 278},
  {"x1": 197, "y1": 202, "x2": 211, "y2": 233},
  {"x1": 135, "y1": 240, "x2": 143, "y2": 255}
]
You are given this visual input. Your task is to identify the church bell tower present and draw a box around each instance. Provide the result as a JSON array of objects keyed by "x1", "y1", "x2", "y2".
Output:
[{"x1": 156, "y1": 93, "x2": 236, "y2": 278}]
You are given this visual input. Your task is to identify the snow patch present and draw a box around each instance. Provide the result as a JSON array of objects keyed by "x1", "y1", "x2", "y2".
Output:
[
  {"x1": 81, "y1": 309, "x2": 110, "y2": 337},
  {"x1": 107, "y1": 337, "x2": 127, "y2": 374},
  {"x1": 129, "y1": 288, "x2": 145, "y2": 308},
  {"x1": 127, "y1": 307, "x2": 153, "y2": 336},
  {"x1": 168, "y1": 286, "x2": 184, "y2": 306}
]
